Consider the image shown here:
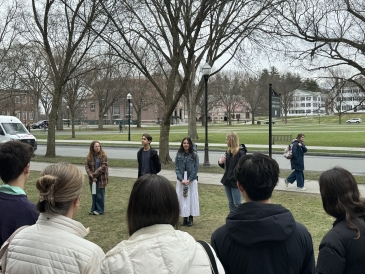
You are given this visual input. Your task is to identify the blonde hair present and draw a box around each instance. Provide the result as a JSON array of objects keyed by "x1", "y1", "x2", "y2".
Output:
[
  {"x1": 36, "y1": 162, "x2": 84, "y2": 215},
  {"x1": 226, "y1": 132, "x2": 240, "y2": 156}
]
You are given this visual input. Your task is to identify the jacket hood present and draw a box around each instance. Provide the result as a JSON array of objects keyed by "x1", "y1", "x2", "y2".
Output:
[{"x1": 226, "y1": 202, "x2": 296, "y2": 247}]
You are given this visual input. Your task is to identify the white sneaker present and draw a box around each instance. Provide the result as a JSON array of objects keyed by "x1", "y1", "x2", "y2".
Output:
[
  {"x1": 296, "y1": 187, "x2": 306, "y2": 191},
  {"x1": 284, "y1": 179, "x2": 289, "y2": 187}
]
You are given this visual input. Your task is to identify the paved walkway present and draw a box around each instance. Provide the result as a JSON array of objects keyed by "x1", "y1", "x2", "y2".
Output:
[{"x1": 29, "y1": 162, "x2": 365, "y2": 196}]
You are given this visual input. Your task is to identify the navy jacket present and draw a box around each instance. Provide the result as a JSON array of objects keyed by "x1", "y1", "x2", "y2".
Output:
[
  {"x1": 137, "y1": 147, "x2": 161, "y2": 177},
  {"x1": 211, "y1": 202, "x2": 315, "y2": 274},
  {"x1": 291, "y1": 140, "x2": 307, "y2": 170}
]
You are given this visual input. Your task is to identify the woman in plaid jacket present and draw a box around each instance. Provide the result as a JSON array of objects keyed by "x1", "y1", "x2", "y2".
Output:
[{"x1": 85, "y1": 141, "x2": 109, "y2": 215}]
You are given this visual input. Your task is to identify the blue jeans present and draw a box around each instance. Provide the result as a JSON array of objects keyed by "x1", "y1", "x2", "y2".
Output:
[
  {"x1": 224, "y1": 185, "x2": 242, "y2": 213},
  {"x1": 287, "y1": 170, "x2": 304, "y2": 188},
  {"x1": 90, "y1": 182, "x2": 105, "y2": 214}
]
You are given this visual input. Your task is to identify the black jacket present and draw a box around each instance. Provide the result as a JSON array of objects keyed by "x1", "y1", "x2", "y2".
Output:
[
  {"x1": 316, "y1": 216, "x2": 365, "y2": 274},
  {"x1": 211, "y1": 202, "x2": 315, "y2": 274},
  {"x1": 219, "y1": 146, "x2": 246, "y2": 188},
  {"x1": 137, "y1": 147, "x2": 161, "y2": 177}
]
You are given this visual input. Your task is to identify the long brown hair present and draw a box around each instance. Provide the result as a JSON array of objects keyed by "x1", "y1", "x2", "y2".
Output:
[
  {"x1": 319, "y1": 167, "x2": 365, "y2": 238},
  {"x1": 86, "y1": 141, "x2": 107, "y2": 162}
]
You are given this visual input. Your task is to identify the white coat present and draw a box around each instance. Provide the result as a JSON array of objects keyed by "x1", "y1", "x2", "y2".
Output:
[
  {"x1": 101, "y1": 224, "x2": 225, "y2": 274},
  {"x1": 5, "y1": 213, "x2": 105, "y2": 274}
]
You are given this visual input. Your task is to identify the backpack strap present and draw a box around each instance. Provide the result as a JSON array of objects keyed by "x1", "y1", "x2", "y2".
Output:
[
  {"x1": 197, "y1": 240, "x2": 219, "y2": 274},
  {"x1": 0, "y1": 226, "x2": 28, "y2": 272}
]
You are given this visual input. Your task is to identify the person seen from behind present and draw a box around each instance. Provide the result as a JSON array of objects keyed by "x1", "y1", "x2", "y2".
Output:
[
  {"x1": 101, "y1": 174, "x2": 225, "y2": 274},
  {"x1": 285, "y1": 133, "x2": 307, "y2": 191},
  {"x1": 211, "y1": 153, "x2": 315, "y2": 274},
  {"x1": 137, "y1": 133, "x2": 161, "y2": 177},
  {"x1": 4, "y1": 162, "x2": 105, "y2": 273},
  {"x1": 218, "y1": 132, "x2": 247, "y2": 213},
  {"x1": 0, "y1": 141, "x2": 38, "y2": 246},
  {"x1": 316, "y1": 167, "x2": 365, "y2": 274},
  {"x1": 85, "y1": 140, "x2": 109, "y2": 215},
  {"x1": 175, "y1": 137, "x2": 199, "y2": 227}
]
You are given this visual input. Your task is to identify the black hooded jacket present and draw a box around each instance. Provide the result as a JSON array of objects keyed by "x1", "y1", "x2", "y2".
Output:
[{"x1": 211, "y1": 202, "x2": 315, "y2": 274}]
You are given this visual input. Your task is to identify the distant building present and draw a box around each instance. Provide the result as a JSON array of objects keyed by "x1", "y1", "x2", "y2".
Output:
[
  {"x1": 0, "y1": 89, "x2": 35, "y2": 125},
  {"x1": 333, "y1": 79, "x2": 365, "y2": 114},
  {"x1": 287, "y1": 89, "x2": 324, "y2": 116}
]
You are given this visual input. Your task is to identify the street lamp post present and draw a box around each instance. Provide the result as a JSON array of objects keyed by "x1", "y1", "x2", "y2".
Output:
[
  {"x1": 66, "y1": 106, "x2": 70, "y2": 127},
  {"x1": 202, "y1": 62, "x2": 211, "y2": 167},
  {"x1": 127, "y1": 93, "x2": 132, "y2": 141}
]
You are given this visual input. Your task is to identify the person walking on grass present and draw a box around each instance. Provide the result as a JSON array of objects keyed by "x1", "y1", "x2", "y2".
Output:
[
  {"x1": 285, "y1": 133, "x2": 307, "y2": 191},
  {"x1": 211, "y1": 153, "x2": 315, "y2": 274},
  {"x1": 175, "y1": 137, "x2": 199, "y2": 227},
  {"x1": 137, "y1": 133, "x2": 161, "y2": 178},
  {"x1": 0, "y1": 141, "x2": 38, "y2": 246},
  {"x1": 85, "y1": 141, "x2": 109, "y2": 215}
]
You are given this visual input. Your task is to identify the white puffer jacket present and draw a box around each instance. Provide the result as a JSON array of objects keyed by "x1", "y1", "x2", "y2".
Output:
[
  {"x1": 101, "y1": 224, "x2": 225, "y2": 274},
  {"x1": 5, "y1": 213, "x2": 105, "y2": 274}
]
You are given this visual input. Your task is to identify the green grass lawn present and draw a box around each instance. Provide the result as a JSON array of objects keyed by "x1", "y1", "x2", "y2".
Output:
[
  {"x1": 33, "y1": 118, "x2": 365, "y2": 148},
  {"x1": 24, "y1": 172, "x2": 331, "y2": 260}
]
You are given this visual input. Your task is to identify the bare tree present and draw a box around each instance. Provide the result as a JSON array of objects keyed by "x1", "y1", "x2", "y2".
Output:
[
  {"x1": 212, "y1": 72, "x2": 244, "y2": 125},
  {"x1": 277, "y1": 72, "x2": 301, "y2": 123},
  {"x1": 26, "y1": 0, "x2": 105, "y2": 157},
  {"x1": 275, "y1": 0, "x2": 365, "y2": 96},
  {"x1": 242, "y1": 74, "x2": 262, "y2": 124}
]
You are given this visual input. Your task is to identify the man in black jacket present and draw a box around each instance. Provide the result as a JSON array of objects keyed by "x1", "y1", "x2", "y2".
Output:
[
  {"x1": 211, "y1": 153, "x2": 315, "y2": 274},
  {"x1": 137, "y1": 133, "x2": 161, "y2": 178}
]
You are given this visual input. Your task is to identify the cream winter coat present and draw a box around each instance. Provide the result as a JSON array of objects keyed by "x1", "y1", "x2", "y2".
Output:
[
  {"x1": 5, "y1": 213, "x2": 105, "y2": 274},
  {"x1": 101, "y1": 224, "x2": 225, "y2": 274}
]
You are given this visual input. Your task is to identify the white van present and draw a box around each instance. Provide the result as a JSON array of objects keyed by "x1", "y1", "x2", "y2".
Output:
[{"x1": 0, "y1": 116, "x2": 37, "y2": 150}]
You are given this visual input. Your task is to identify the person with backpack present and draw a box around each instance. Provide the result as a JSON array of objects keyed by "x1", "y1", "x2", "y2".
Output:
[
  {"x1": 285, "y1": 133, "x2": 307, "y2": 191},
  {"x1": 218, "y1": 132, "x2": 247, "y2": 213}
]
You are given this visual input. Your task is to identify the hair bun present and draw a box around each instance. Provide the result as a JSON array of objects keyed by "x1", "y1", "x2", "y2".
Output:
[{"x1": 36, "y1": 174, "x2": 59, "y2": 206}]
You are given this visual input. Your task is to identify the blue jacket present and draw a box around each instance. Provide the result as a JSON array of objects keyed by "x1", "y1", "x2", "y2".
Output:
[
  {"x1": 290, "y1": 140, "x2": 307, "y2": 170},
  {"x1": 175, "y1": 152, "x2": 199, "y2": 181}
]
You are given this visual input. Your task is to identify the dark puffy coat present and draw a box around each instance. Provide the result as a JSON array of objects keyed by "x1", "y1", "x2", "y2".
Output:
[
  {"x1": 211, "y1": 202, "x2": 315, "y2": 274},
  {"x1": 290, "y1": 140, "x2": 307, "y2": 170},
  {"x1": 316, "y1": 216, "x2": 365, "y2": 274},
  {"x1": 137, "y1": 147, "x2": 161, "y2": 177},
  {"x1": 219, "y1": 146, "x2": 246, "y2": 188}
]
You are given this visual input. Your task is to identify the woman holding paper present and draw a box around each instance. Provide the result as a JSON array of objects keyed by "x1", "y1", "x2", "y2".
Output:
[
  {"x1": 85, "y1": 141, "x2": 108, "y2": 215},
  {"x1": 175, "y1": 137, "x2": 199, "y2": 227}
]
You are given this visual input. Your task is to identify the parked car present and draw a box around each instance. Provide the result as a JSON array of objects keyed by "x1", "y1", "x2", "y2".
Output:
[
  {"x1": 346, "y1": 118, "x2": 362, "y2": 124},
  {"x1": 32, "y1": 120, "x2": 49, "y2": 129}
]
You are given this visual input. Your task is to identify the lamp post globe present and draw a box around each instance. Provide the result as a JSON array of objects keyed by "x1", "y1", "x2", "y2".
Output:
[
  {"x1": 127, "y1": 93, "x2": 132, "y2": 141},
  {"x1": 202, "y1": 62, "x2": 211, "y2": 167}
]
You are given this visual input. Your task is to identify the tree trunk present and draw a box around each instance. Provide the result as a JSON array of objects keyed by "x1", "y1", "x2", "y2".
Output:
[
  {"x1": 45, "y1": 91, "x2": 61, "y2": 157},
  {"x1": 98, "y1": 116, "x2": 103, "y2": 129},
  {"x1": 159, "y1": 115, "x2": 172, "y2": 164},
  {"x1": 188, "y1": 103, "x2": 198, "y2": 140},
  {"x1": 136, "y1": 108, "x2": 142, "y2": 128}
]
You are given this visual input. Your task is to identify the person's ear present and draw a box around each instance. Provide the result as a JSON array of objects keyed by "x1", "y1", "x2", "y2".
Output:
[
  {"x1": 74, "y1": 195, "x2": 81, "y2": 208},
  {"x1": 236, "y1": 181, "x2": 244, "y2": 192},
  {"x1": 24, "y1": 163, "x2": 30, "y2": 175}
]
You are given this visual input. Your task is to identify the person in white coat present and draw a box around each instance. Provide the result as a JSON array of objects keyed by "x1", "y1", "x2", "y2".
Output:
[
  {"x1": 101, "y1": 174, "x2": 225, "y2": 274},
  {"x1": 4, "y1": 162, "x2": 105, "y2": 274}
]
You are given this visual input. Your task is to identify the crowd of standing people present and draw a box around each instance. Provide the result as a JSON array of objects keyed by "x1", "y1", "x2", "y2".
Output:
[{"x1": 1, "y1": 131, "x2": 365, "y2": 273}]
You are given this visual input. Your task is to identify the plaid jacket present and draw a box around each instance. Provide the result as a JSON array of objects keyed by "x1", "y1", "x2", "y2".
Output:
[{"x1": 85, "y1": 155, "x2": 108, "y2": 188}]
